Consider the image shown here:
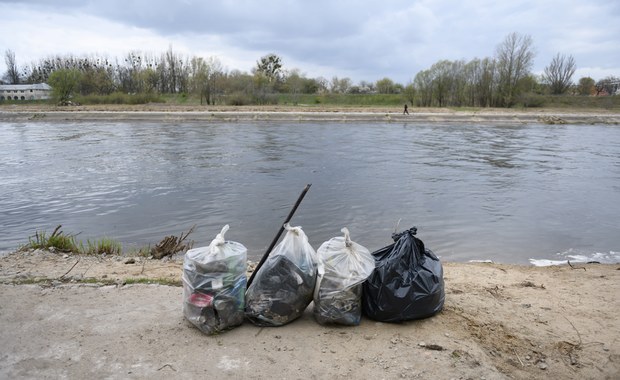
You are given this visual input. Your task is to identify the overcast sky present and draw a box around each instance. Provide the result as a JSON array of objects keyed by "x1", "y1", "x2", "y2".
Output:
[{"x1": 1, "y1": 0, "x2": 618, "y2": 83}]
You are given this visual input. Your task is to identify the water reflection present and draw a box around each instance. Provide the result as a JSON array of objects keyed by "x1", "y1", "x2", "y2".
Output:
[{"x1": 0, "y1": 121, "x2": 618, "y2": 264}]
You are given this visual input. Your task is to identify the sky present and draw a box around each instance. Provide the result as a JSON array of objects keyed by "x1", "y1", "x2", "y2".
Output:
[{"x1": 1, "y1": 0, "x2": 619, "y2": 84}]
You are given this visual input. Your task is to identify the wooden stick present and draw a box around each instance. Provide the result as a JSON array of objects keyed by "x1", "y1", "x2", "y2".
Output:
[
  {"x1": 247, "y1": 184, "x2": 312, "y2": 287},
  {"x1": 513, "y1": 348, "x2": 525, "y2": 367},
  {"x1": 60, "y1": 257, "x2": 81, "y2": 279}
]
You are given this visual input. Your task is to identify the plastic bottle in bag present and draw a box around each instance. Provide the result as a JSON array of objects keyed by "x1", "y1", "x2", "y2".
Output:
[
  {"x1": 245, "y1": 223, "x2": 317, "y2": 326},
  {"x1": 182, "y1": 225, "x2": 247, "y2": 334},
  {"x1": 313, "y1": 228, "x2": 375, "y2": 325}
]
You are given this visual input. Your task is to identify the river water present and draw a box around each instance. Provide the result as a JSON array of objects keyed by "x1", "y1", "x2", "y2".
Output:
[{"x1": 1, "y1": 120, "x2": 619, "y2": 265}]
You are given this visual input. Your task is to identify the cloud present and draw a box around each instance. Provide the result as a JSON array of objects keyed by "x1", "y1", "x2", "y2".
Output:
[{"x1": 1, "y1": 0, "x2": 618, "y2": 83}]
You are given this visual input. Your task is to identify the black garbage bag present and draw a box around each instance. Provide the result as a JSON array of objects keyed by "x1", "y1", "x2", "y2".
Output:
[{"x1": 362, "y1": 227, "x2": 445, "y2": 322}]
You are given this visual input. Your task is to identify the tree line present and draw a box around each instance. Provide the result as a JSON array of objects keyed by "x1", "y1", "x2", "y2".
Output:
[{"x1": 2, "y1": 33, "x2": 619, "y2": 107}]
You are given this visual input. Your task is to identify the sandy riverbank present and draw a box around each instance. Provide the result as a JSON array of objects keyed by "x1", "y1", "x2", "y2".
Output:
[
  {"x1": 1, "y1": 105, "x2": 619, "y2": 378},
  {"x1": 1, "y1": 104, "x2": 619, "y2": 124},
  {"x1": 1, "y1": 249, "x2": 618, "y2": 379}
]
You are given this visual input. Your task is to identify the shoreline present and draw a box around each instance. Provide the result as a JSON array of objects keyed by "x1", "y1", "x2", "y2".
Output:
[
  {"x1": 1, "y1": 249, "x2": 619, "y2": 379},
  {"x1": 2, "y1": 106, "x2": 619, "y2": 378},
  {"x1": 1, "y1": 105, "x2": 620, "y2": 124}
]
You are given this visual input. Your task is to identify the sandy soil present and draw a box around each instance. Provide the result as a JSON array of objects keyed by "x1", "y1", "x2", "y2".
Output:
[
  {"x1": 1, "y1": 103, "x2": 619, "y2": 124},
  {"x1": 1, "y1": 105, "x2": 618, "y2": 378},
  {"x1": 1, "y1": 249, "x2": 618, "y2": 379}
]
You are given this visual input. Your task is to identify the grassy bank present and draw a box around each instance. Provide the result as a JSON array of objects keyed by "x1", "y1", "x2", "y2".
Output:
[
  {"x1": 163, "y1": 92, "x2": 620, "y2": 110},
  {"x1": 3, "y1": 92, "x2": 618, "y2": 110}
]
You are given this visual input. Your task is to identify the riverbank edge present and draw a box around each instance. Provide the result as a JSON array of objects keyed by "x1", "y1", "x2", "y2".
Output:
[
  {"x1": 2, "y1": 247, "x2": 616, "y2": 286},
  {"x1": 1, "y1": 107, "x2": 620, "y2": 124},
  {"x1": 1, "y1": 249, "x2": 619, "y2": 379}
]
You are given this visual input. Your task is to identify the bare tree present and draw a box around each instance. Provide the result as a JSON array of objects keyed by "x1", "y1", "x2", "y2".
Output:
[
  {"x1": 543, "y1": 53, "x2": 576, "y2": 94},
  {"x1": 595, "y1": 76, "x2": 620, "y2": 96},
  {"x1": 4, "y1": 49, "x2": 21, "y2": 84},
  {"x1": 495, "y1": 32, "x2": 535, "y2": 106},
  {"x1": 189, "y1": 56, "x2": 223, "y2": 105},
  {"x1": 337, "y1": 77, "x2": 352, "y2": 93}
]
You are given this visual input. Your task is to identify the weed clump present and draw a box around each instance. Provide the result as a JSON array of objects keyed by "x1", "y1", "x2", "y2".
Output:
[
  {"x1": 81, "y1": 238, "x2": 122, "y2": 255},
  {"x1": 19, "y1": 224, "x2": 194, "y2": 259},
  {"x1": 20, "y1": 225, "x2": 122, "y2": 255},
  {"x1": 22, "y1": 225, "x2": 79, "y2": 253}
]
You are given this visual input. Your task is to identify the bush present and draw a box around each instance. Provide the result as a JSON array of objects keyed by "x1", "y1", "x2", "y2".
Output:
[
  {"x1": 76, "y1": 92, "x2": 165, "y2": 105},
  {"x1": 516, "y1": 93, "x2": 545, "y2": 108},
  {"x1": 226, "y1": 92, "x2": 252, "y2": 106}
]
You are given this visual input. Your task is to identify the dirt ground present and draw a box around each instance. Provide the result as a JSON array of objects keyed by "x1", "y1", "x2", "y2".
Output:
[
  {"x1": 1, "y1": 106, "x2": 618, "y2": 378},
  {"x1": 1, "y1": 249, "x2": 618, "y2": 379},
  {"x1": 1, "y1": 103, "x2": 620, "y2": 125}
]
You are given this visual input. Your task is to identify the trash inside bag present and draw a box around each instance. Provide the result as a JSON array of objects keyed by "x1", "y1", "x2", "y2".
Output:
[
  {"x1": 245, "y1": 223, "x2": 317, "y2": 326},
  {"x1": 182, "y1": 225, "x2": 247, "y2": 334},
  {"x1": 362, "y1": 227, "x2": 445, "y2": 322},
  {"x1": 313, "y1": 228, "x2": 375, "y2": 326}
]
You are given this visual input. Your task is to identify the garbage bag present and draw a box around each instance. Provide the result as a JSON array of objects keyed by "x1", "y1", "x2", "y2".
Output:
[
  {"x1": 182, "y1": 225, "x2": 247, "y2": 334},
  {"x1": 245, "y1": 223, "x2": 317, "y2": 326},
  {"x1": 362, "y1": 227, "x2": 444, "y2": 322},
  {"x1": 313, "y1": 228, "x2": 375, "y2": 326}
]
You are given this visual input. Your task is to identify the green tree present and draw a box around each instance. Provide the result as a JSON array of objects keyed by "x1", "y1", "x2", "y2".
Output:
[
  {"x1": 375, "y1": 77, "x2": 397, "y2": 94},
  {"x1": 255, "y1": 53, "x2": 283, "y2": 84},
  {"x1": 577, "y1": 77, "x2": 595, "y2": 96},
  {"x1": 80, "y1": 66, "x2": 116, "y2": 95},
  {"x1": 188, "y1": 56, "x2": 223, "y2": 105},
  {"x1": 48, "y1": 68, "x2": 82, "y2": 104},
  {"x1": 138, "y1": 67, "x2": 160, "y2": 94},
  {"x1": 474, "y1": 58, "x2": 497, "y2": 107},
  {"x1": 428, "y1": 60, "x2": 455, "y2": 107},
  {"x1": 282, "y1": 68, "x2": 305, "y2": 103},
  {"x1": 413, "y1": 69, "x2": 433, "y2": 107},
  {"x1": 402, "y1": 82, "x2": 416, "y2": 105},
  {"x1": 542, "y1": 53, "x2": 576, "y2": 94}
]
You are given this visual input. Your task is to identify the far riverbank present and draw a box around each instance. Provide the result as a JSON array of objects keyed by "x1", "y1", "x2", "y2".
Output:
[{"x1": 1, "y1": 104, "x2": 619, "y2": 124}]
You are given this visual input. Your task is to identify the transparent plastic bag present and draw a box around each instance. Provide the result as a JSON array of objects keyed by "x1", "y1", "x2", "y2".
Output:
[
  {"x1": 182, "y1": 225, "x2": 247, "y2": 334},
  {"x1": 313, "y1": 228, "x2": 375, "y2": 325},
  {"x1": 245, "y1": 223, "x2": 317, "y2": 326}
]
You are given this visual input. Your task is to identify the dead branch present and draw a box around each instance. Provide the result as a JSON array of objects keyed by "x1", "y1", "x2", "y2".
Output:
[
  {"x1": 51, "y1": 225, "x2": 62, "y2": 237},
  {"x1": 150, "y1": 225, "x2": 195, "y2": 259},
  {"x1": 60, "y1": 257, "x2": 81, "y2": 279},
  {"x1": 564, "y1": 316, "x2": 583, "y2": 346},
  {"x1": 568, "y1": 260, "x2": 586, "y2": 271},
  {"x1": 513, "y1": 348, "x2": 525, "y2": 367}
]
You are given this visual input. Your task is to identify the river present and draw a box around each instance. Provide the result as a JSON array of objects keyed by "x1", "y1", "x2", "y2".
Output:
[{"x1": 1, "y1": 120, "x2": 619, "y2": 265}]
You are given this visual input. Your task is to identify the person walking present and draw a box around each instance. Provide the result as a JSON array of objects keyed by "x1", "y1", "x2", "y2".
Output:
[{"x1": 403, "y1": 104, "x2": 409, "y2": 115}]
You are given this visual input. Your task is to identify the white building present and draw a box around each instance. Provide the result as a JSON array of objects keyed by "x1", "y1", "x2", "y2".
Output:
[{"x1": 0, "y1": 83, "x2": 52, "y2": 100}]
